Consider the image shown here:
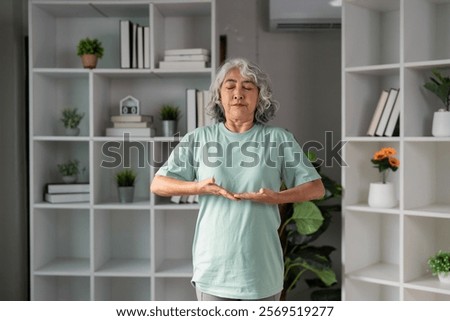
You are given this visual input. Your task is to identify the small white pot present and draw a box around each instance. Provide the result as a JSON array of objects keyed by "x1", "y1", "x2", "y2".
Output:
[
  {"x1": 65, "y1": 127, "x2": 80, "y2": 136},
  {"x1": 368, "y1": 182, "x2": 397, "y2": 208},
  {"x1": 438, "y1": 272, "x2": 450, "y2": 284},
  {"x1": 62, "y1": 175, "x2": 77, "y2": 184},
  {"x1": 432, "y1": 110, "x2": 450, "y2": 137}
]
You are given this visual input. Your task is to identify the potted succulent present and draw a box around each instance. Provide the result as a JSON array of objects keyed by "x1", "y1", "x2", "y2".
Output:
[
  {"x1": 61, "y1": 107, "x2": 84, "y2": 136},
  {"x1": 160, "y1": 104, "x2": 180, "y2": 137},
  {"x1": 115, "y1": 169, "x2": 137, "y2": 203},
  {"x1": 368, "y1": 147, "x2": 399, "y2": 208},
  {"x1": 77, "y1": 37, "x2": 104, "y2": 69},
  {"x1": 428, "y1": 250, "x2": 450, "y2": 284},
  {"x1": 423, "y1": 68, "x2": 450, "y2": 136},
  {"x1": 57, "y1": 159, "x2": 80, "y2": 183}
]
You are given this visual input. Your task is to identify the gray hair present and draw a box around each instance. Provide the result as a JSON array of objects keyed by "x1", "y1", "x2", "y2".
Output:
[{"x1": 206, "y1": 58, "x2": 279, "y2": 124}]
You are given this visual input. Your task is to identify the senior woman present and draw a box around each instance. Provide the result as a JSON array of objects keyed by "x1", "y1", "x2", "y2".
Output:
[{"x1": 151, "y1": 57, "x2": 324, "y2": 301}]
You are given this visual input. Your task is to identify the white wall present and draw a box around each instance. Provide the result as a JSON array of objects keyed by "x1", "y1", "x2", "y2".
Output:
[{"x1": 217, "y1": 0, "x2": 342, "y2": 300}]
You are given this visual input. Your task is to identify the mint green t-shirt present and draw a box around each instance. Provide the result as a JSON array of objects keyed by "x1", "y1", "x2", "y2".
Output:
[{"x1": 156, "y1": 123, "x2": 321, "y2": 299}]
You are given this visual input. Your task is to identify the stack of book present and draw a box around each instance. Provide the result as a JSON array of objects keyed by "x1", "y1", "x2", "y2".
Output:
[
  {"x1": 367, "y1": 88, "x2": 401, "y2": 137},
  {"x1": 44, "y1": 183, "x2": 90, "y2": 203},
  {"x1": 120, "y1": 20, "x2": 150, "y2": 69},
  {"x1": 170, "y1": 195, "x2": 199, "y2": 204},
  {"x1": 106, "y1": 114, "x2": 155, "y2": 137},
  {"x1": 186, "y1": 88, "x2": 214, "y2": 131},
  {"x1": 159, "y1": 48, "x2": 210, "y2": 70}
]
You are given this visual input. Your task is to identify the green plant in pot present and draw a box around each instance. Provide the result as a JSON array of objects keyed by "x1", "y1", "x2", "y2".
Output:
[
  {"x1": 278, "y1": 152, "x2": 342, "y2": 301},
  {"x1": 77, "y1": 37, "x2": 104, "y2": 69},
  {"x1": 115, "y1": 169, "x2": 137, "y2": 203},
  {"x1": 423, "y1": 68, "x2": 450, "y2": 136},
  {"x1": 428, "y1": 250, "x2": 450, "y2": 284},
  {"x1": 57, "y1": 159, "x2": 80, "y2": 183},
  {"x1": 61, "y1": 107, "x2": 84, "y2": 136},
  {"x1": 160, "y1": 104, "x2": 180, "y2": 137}
]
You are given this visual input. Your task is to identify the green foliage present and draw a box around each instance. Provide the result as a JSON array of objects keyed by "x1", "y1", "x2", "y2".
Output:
[
  {"x1": 57, "y1": 159, "x2": 80, "y2": 176},
  {"x1": 77, "y1": 37, "x2": 104, "y2": 58},
  {"x1": 428, "y1": 251, "x2": 450, "y2": 276},
  {"x1": 160, "y1": 105, "x2": 180, "y2": 121},
  {"x1": 61, "y1": 108, "x2": 84, "y2": 129},
  {"x1": 279, "y1": 154, "x2": 342, "y2": 300},
  {"x1": 423, "y1": 68, "x2": 450, "y2": 111},
  {"x1": 115, "y1": 169, "x2": 137, "y2": 187}
]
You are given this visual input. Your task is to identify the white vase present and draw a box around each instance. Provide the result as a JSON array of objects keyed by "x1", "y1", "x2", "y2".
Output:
[
  {"x1": 368, "y1": 182, "x2": 397, "y2": 208},
  {"x1": 62, "y1": 175, "x2": 77, "y2": 184},
  {"x1": 438, "y1": 272, "x2": 450, "y2": 284},
  {"x1": 118, "y1": 186, "x2": 134, "y2": 203},
  {"x1": 65, "y1": 127, "x2": 80, "y2": 136},
  {"x1": 432, "y1": 111, "x2": 450, "y2": 137},
  {"x1": 162, "y1": 120, "x2": 177, "y2": 137}
]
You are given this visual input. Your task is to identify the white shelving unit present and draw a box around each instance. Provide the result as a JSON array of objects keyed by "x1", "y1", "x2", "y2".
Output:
[
  {"x1": 342, "y1": 0, "x2": 450, "y2": 300},
  {"x1": 29, "y1": 0, "x2": 216, "y2": 301}
]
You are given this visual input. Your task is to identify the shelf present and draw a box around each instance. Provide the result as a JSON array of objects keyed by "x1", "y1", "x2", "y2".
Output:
[
  {"x1": 345, "y1": 204, "x2": 400, "y2": 215},
  {"x1": 405, "y1": 275, "x2": 450, "y2": 295},
  {"x1": 405, "y1": 205, "x2": 450, "y2": 218},
  {"x1": 93, "y1": 200, "x2": 151, "y2": 210},
  {"x1": 95, "y1": 259, "x2": 151, "y2": 277},
  {"x1": 33, "y1": 136, "x2": 90, "y2": 142},
  {"x1": 34, "y1": 258, "x2": 90, "y2": 276},
  {"x1": 346, "y1": 262, "x2": 399, "y2": 285},
  {"x1": 34, "y1": 202, "x2": 90, "y2": 209},
  {"x1": 155, "y1": 259, "x2": 193, "y2": 277},
  {"x1": 345, "y1": 64, "x2": 400, "y2": 75}
]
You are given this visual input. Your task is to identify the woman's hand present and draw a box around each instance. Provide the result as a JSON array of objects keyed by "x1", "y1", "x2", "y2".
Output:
[
  {"x1": 198, "y1": 177, "x2": 238, "y2": 201},
  {"x1": 234, "y1": 188, "x2": 280, "y2": 204}
]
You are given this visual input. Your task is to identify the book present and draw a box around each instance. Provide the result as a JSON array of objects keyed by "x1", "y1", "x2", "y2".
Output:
[
  {"x1": 131, "y1": 22, "x2": 138, "y2": 68},
  {"x1": 45, "y1": 193, "x2": 90, "y2": 203},
  {"x1": 384, "y1": 92, "x2": 401, "y2": 137},
  {"x1": 186, "y1": 88, "x2": 197, "y2": 132},
  {"x1": 186, "y1": 195, "x2": 196, "y2": 203},
  {"x1": 113, "y1": 121, "x2": 150, "y2": 128},
  {"x1": 120, "y1": 20, "x2": 132, "y2": 68},
  {"x1": 164, "y1": 54, "x2": 210, "y2": 62},
  {"x1": 367, "y1": 90, "x2": 389, "y2": 136},
  {"x1": 111, "y1": 115, "x2": 153, "y2": 123},
  {"x1": 159, "y1": 61, "x2": 207, "y2": 69},
  {"x1": 144, "y1": 26, "x2": 150, "y2": 69},
  {"x1": 170, "y1": 195, "x2": 182, "y2": 204},
  {"x1": 196, "y1": 90, "x2": 204, "y2": 127},
  {"x1": 137, "y1": 25, "x2": 144, "y2": 69},
  {"x1": 46, "y1": 183, "x2": 90, "y2": 194},
  {"x1": 375, "y1": 88, "x2": 399, "y2": 136},
  {"x1": 106, "y1": 127, "x2": 152, "y2": 137},
  {"x1": 164, "y1": 48, "x2": 209, "y2": 56}
]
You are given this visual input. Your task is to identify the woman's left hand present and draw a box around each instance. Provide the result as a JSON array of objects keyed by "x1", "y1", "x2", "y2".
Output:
[{"x1": 234, "y1": 188, "x2": 279, "y2": 204}]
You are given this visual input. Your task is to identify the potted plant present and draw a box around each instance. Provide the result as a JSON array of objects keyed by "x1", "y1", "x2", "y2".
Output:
[
  {"x1": 423, "y1": 68, "x2": 450, "y2": 136},
  {"x1": 77, "y1": 37, "x2": 104, "y2": 69},
  {"x1": 57, "y1": 159, "x2": 80, "y2": 183},
  {"x1": 61, "y1": 107, "x2": 84, "y2": 136},
  {"x1": 428, "y1": 250, "x2": 450, "y2": 284},
  {"x1": 115, "y1": 169, "x2": 137, "y2": 203},
  {"x1": 278, "y1": 153, "x2": 342, "y2": 300},
  {"x1": 160, "y1": 104, "x2": 180, "y2": 137},
  {"x1": 368, "y1": 147, "x2": 399, "y2": 208}
]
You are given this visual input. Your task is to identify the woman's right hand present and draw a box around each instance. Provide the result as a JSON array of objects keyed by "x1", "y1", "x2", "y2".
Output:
[{"x1": 197, "y1": 177, "x2": 238, "y2": 201}]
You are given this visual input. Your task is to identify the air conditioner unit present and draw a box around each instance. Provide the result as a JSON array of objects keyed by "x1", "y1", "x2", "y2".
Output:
[{"x1": 269, "y1": 0, "x2": 341, "y2": 31}]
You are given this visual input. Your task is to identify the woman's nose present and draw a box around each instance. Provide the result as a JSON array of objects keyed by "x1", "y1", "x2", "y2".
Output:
[{"x1": 233, "y1": 89, "x2": 243, "y2": 100}]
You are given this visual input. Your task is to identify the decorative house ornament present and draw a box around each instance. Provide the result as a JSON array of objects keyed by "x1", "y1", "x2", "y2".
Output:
[{"x1": 120, "y1": 95, "x2": 140, "y2": 115}]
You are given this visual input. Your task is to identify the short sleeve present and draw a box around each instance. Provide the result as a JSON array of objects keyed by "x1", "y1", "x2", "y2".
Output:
[
  {"x1": 279, "y1": 131, "x2": 321, "y2": 189},
  {"x1": 155, "y1": 133, "x2": 197, "y2": 182}
]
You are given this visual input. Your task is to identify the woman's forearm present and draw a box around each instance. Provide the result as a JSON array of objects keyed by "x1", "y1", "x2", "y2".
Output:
[
  {"x1": 150, "y1": 175, "x2": 199, "y2": 197},
  {"x1": 278, "y1": 179, "x2": 325, "y2": 204}
]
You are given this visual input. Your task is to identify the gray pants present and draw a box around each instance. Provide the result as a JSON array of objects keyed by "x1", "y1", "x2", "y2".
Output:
[{"x1": 196, "y1": 288, "x2": 281, "y2": 301}]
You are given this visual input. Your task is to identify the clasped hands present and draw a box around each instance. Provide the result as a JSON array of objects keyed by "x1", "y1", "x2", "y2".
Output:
[{"x1": 197, "y1": 177, "x2": 279, "y2": 204}]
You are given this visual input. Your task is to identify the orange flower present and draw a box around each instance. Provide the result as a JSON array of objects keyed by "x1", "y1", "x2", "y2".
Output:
[
  {"x1": 373, "y1": 151, "x2": 386, "y2": 160},
  {"x1": 389, "y1": 157, "x2": 400, "y2": 168},
  {"x1": 382, "y1": 147, "x2": 396, "y2": 156}
]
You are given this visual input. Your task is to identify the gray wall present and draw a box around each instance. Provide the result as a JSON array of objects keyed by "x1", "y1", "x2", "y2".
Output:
[
  {"x1": 0, "y1": 0, "x2": 29, "y2": 300},
  {"x1": 217, "y1": 0, "x2": 342, "y2": 300}
]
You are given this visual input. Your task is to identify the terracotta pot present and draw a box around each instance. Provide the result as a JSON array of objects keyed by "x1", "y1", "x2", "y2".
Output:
[{"x1": 81, "y1": 54, "x2": 98, "y2": 69}]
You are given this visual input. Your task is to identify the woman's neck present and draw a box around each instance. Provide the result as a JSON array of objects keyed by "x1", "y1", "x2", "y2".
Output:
[{"x1": 224, "y1": 118, "x2": 254, "y2": 133}]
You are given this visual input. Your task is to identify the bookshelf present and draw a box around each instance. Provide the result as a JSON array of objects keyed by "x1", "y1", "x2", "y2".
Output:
[
  {"x1": 29, "y1": 0, "x2": 216, "y2": 301},
  {"x1": 342, "y1": 0, "x2": 450, "y2": 300}
]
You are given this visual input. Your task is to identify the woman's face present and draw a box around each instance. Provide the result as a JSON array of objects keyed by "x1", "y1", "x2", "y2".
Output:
[{"x1": 219, "y1": 67, "x2": 259, "y2": 122}]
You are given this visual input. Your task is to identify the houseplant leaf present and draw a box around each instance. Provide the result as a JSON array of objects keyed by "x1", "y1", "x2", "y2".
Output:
[{"x1": 292, "y1": 201, "x2": 323, "y2": 235}]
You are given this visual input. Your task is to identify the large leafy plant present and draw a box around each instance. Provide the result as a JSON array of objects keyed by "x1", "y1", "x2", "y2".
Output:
[{"x1": 279, "y1": 154, "x2": 342, "y2": 300}]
